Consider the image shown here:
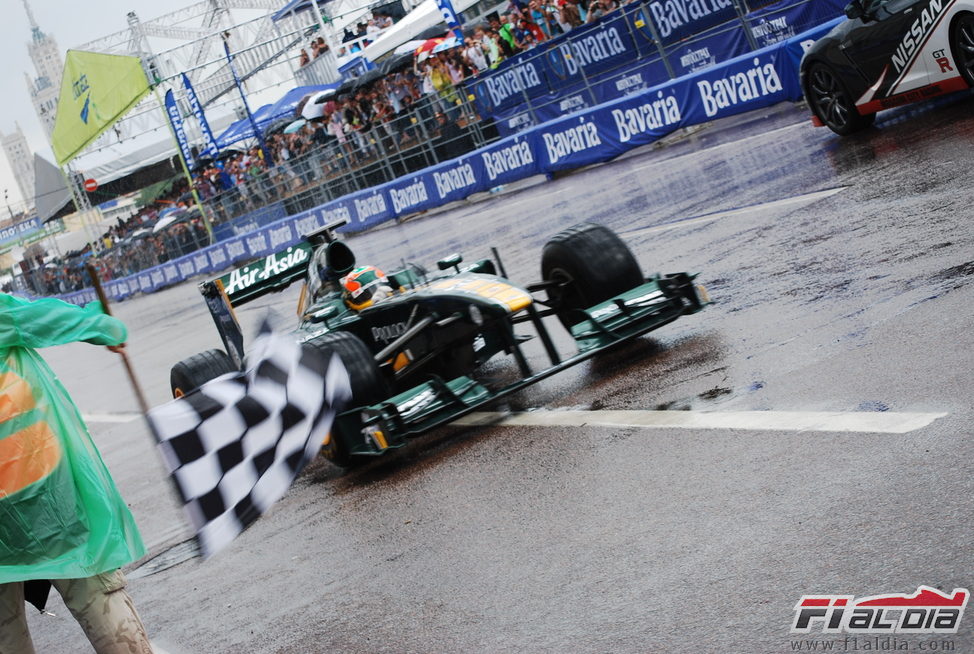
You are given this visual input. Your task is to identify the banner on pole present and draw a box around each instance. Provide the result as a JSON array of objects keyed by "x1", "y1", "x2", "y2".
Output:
[
  {"x1": 182, "y1": 73, "x2": 220, "y2": 159},
  {"x1": 51, "y1": 51, "x2": 151, "y2": 166},
  {"x1": 164, "y1": 89, "x2": 195, "y2": 169},
  {"x1": 435, "y1": 0, "x2": 464, "y2": 40}
]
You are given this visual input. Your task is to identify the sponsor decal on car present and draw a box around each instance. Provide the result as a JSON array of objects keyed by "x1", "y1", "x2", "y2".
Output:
[
  {"x1": 892, "y1": 0, "x2": 948, "y2": 75},
  {"x1": 223, "y1": 246, "x2": 310, "y2": 295}
]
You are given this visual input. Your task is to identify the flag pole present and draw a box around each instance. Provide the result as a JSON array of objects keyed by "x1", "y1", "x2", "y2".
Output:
[
  {"x1": 84, "y1": 262, "x2": 156, "y2": 429},
  {"x1": 151, "y1": 86, "x2": 215, "y2": 243}
]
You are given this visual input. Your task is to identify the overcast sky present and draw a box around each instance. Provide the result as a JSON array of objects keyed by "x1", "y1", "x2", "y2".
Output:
[{"x1": 0, "y1": 0, "x2": 264, "y2": 212}]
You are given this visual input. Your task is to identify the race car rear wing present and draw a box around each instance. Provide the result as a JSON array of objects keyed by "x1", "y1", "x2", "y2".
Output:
[{"x1": 197, "y1": 219, "x2": 348, "y2": 368}]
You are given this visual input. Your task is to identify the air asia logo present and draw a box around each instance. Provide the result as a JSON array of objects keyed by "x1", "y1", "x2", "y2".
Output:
[{"x1": 791, "y1": 586, "x2": 968, "y2": 634}]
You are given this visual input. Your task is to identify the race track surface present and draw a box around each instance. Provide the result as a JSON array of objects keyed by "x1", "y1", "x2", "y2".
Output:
[{"x1": 30, "y1": 97, "x2": 974, "y2": 653}]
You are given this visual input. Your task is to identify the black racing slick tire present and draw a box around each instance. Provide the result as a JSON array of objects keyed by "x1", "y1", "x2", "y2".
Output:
[
  {"x1": 305, "y1": 331, "x2": 388, "y2": 468},
  {"x1": 805, "y1": 62, "x2": 875, "y2": 136},
  {"x1": 951, "y1": 14, "x2": 974, "y2": 87},
  {"x1": 170, "y1": 349, "x2": 237, "y2": 398},
  {"x1": 541, "y1": 223, "x2": 644, "y2": 329}
]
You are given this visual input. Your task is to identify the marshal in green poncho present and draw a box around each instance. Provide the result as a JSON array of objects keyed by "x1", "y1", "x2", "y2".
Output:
[{"x1": 0, "y1": 293, "x2": 145, "y2": 583}]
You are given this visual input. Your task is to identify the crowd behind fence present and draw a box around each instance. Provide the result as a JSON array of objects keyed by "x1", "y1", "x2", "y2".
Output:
[{"x1": 18, "y1": 0, "x2": 840, "y2": 297}]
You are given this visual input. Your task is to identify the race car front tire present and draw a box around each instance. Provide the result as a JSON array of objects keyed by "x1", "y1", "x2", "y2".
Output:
[
  {"x1": 170, "y1": 349, "x2": 237, "y2": 398},
  {"x1": 805, "y1": 62, "x2": 875, "y2": 136},
  {"x1": 305, "y1": 331, "x2": 388, "y2": 468},
  {"x1": 541, "y1": 222, "x2": 644, "y2": 328}
]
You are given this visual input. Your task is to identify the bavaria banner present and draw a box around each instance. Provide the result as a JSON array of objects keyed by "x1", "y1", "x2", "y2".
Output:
[
  {"x1": 56, "y1": 19, "x2": 845, "y2": 306},
  {"x1": 746, "y1": 0, "x2": 848, "y2": 49},
  {"x1": 164, "y1": 90, "x2": 195, "y2": 169},
  {"x1": 51, "y1": 50, "x2": 151, "y2": 165},
  {"x1": 644, "y1": 0, "x2": 738, "y2": 45}
]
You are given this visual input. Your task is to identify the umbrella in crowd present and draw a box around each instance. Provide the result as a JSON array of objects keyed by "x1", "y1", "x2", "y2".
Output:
[
  {"x1": 380, "y1": 51, "x2": 414, "y2": 75},
  {"x1": 414, "y1": 26, "x2": 447, "y2": 41},
  {"x1": 336, "y1": 77, "x2": 357, "y2": 95},
  {"x1": 431, "y1": 36, "x2": 462, "y2": 54},
  {"x1": 152, "y1": 209, "x2": 195, "y2": 233},
  {"x1": 353, "y1": 67, "x2": 385, "y2": 90},
  {"x1": 415, "y1": 37, "x2": 445, "y2": 61},
  {"x1": 284, "y1": 119, "x2": 307, "y2": 134},
  {"x1": 265, "y1": 116, "x2": 296, "y2": 135},
  {"x1": 297, "y1": 88, "x2": 337, "y2": 120}
]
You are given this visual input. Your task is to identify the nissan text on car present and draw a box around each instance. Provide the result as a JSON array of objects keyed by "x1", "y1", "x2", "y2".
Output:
[{"x1": 801, "y1": 0, "x2": 974, "y2": 135}]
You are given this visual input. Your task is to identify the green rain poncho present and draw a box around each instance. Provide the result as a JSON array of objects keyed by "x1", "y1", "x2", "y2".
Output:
[{"x1": 0, "y1": 293, "x2": 145, "y2": 583}]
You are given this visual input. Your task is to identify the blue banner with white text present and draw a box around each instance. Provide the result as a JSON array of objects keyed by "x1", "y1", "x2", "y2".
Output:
[
  {"x1": 164, "y1": 89, "x2": 194, "y2": 169},
  {"x1": 56, "y1": 20, "x2": 844, "y2": 306}
]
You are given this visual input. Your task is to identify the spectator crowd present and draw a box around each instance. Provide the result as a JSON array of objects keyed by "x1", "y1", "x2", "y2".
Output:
[{"x1": 24, "y1": 0, "x2": 638, "y2": 296}]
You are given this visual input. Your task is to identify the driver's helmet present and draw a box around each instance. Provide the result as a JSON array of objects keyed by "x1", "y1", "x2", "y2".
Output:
[{"x1": 341, "y1": 265, "x2": 393, "y2": 310}]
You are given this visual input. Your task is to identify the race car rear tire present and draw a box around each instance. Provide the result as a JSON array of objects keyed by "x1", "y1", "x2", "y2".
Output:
[
  {"x1": 306, "y1": 331, "x2": 388, "y2": 468},
  {"x1": 805, "y1": 62, "x2": 875, "y2": 136},
  {"x1": 951, "y1": 14, "x2": 974, "y2": 87},
  {"x1": 170, "y1": 349, "x2": 237, "y2": 398},
  {"x1": 541, "y1": 223, "x2": 644, "y2": 328}
]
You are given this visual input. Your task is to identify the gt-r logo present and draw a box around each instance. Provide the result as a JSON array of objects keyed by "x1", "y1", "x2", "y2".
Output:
[
  {"x1": 932, "y1": 48, "x2": 954, "y2": 73},
  {"x1": 791, "y1": 586, "x2": 968, "y2": 634}
]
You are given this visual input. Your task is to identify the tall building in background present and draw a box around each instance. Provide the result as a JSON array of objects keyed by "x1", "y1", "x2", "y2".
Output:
[
  {"x1": 23, "y1": 0, "x2": 63, "y2": 136},
  {"x1": 1, "y1": 125, "x2": 35, "y2": 206}
]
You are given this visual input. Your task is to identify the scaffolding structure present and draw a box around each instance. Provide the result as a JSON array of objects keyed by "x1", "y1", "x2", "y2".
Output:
[{"x1": 70, "y1": 0, "x2": 340, "y2": 168}]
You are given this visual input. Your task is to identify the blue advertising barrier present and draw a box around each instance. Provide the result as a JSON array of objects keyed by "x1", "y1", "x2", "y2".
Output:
[
  {"x1": 212, "y1": 201, "x2": 288, "y2": 241},
  {"x1": 56, "y1": 18, "x2": 843, "y2": 306},
  {"x1": 644, "y1": 0, "x2": 738, "y2": 45},
  {"x1": 468, "y1": 0, "x2": 847, "y2": 133},
  {"x1": 746, "y1": 0, "x2": 847, "y2": 49}
]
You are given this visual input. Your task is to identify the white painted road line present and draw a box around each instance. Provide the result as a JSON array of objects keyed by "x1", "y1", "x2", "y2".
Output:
[
  {"x1": 453, "y1": 410, "x2": 948, "y2": 434},
  {"x1": 621, "y1": 187, "x2": 848, "y2": 236},
  {"x1": 82, "y1": 413, "x2": 142, "y2": 424}
]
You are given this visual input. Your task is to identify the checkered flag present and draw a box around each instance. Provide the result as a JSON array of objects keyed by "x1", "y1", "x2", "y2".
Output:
[{"x1": 147, "y1": 322, "x2": 350, "y2": 558}]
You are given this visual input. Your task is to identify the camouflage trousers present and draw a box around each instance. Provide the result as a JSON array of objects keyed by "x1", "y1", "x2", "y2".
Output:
[{"x1": 0, "y1": 570, "x2": 152, "y2": 654}]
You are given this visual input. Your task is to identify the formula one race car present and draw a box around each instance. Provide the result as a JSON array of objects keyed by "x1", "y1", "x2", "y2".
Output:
[
  {"x1": 169, "y1": 220, "x2": 709, "y2": 467},
  {"x1": 800, "y1": 0, "x2": 974, "y2": 135}
]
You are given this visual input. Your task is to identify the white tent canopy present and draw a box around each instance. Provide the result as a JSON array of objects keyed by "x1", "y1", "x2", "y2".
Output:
[{"x1": 361, "y1": 0, "x2": 482, "y2": 62}]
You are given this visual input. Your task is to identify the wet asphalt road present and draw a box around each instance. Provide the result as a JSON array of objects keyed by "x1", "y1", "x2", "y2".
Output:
[{"x1": 26, "y1": 96, "x2": 974, "y2": 653}]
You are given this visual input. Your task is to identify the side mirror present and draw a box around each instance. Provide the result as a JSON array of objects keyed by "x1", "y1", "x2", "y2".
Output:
[
  {"x1": 844, "y1": 1, "x2": 864, "y2": 20},
  {"x1": 306, "y1": 305, "x2": 337, "y2": 323},
  {"x1": 437, "y1": 253, "x2": 463, "y2": 272}
]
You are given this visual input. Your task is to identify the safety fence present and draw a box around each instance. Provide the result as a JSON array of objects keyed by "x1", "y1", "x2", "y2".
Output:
[
  {"x1": 205, "y1": 93, "x2": 494, "y2": 242},
  {"x1": 55, "y1": 16, "x2": 840, "y2": 306},
  {"x1": 468, "y1": 0, "x2": 847, "y2": 134}
]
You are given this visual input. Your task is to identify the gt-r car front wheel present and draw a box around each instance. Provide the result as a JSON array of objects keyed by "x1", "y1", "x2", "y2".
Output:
[
  {"x1": 951, "y1": 14, "x2": 974, "y2": 87},
  {"x1": 806, "y1": 63, "x2": 875, "y2": 136}
]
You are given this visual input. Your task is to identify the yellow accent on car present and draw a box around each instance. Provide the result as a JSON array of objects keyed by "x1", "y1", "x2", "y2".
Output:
[
  {"x1": 427, "y1": 277, "x2": 532, "y2": 312},
  {"x1": 696, "y1": 284, "x2": 711, "y2": 304},
  {"x1": 372, "y1": 429, "x2": 389, "y2": 450}
]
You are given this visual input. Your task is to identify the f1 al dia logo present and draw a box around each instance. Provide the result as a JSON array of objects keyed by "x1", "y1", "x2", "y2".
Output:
[{"x1": 791, "y1": 586, "x2": 968, "y2": 634}]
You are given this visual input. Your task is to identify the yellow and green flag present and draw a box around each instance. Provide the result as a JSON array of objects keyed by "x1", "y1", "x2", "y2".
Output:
[{"x1": 51, "y1": 50, "x2": 151, "y2": 166}]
